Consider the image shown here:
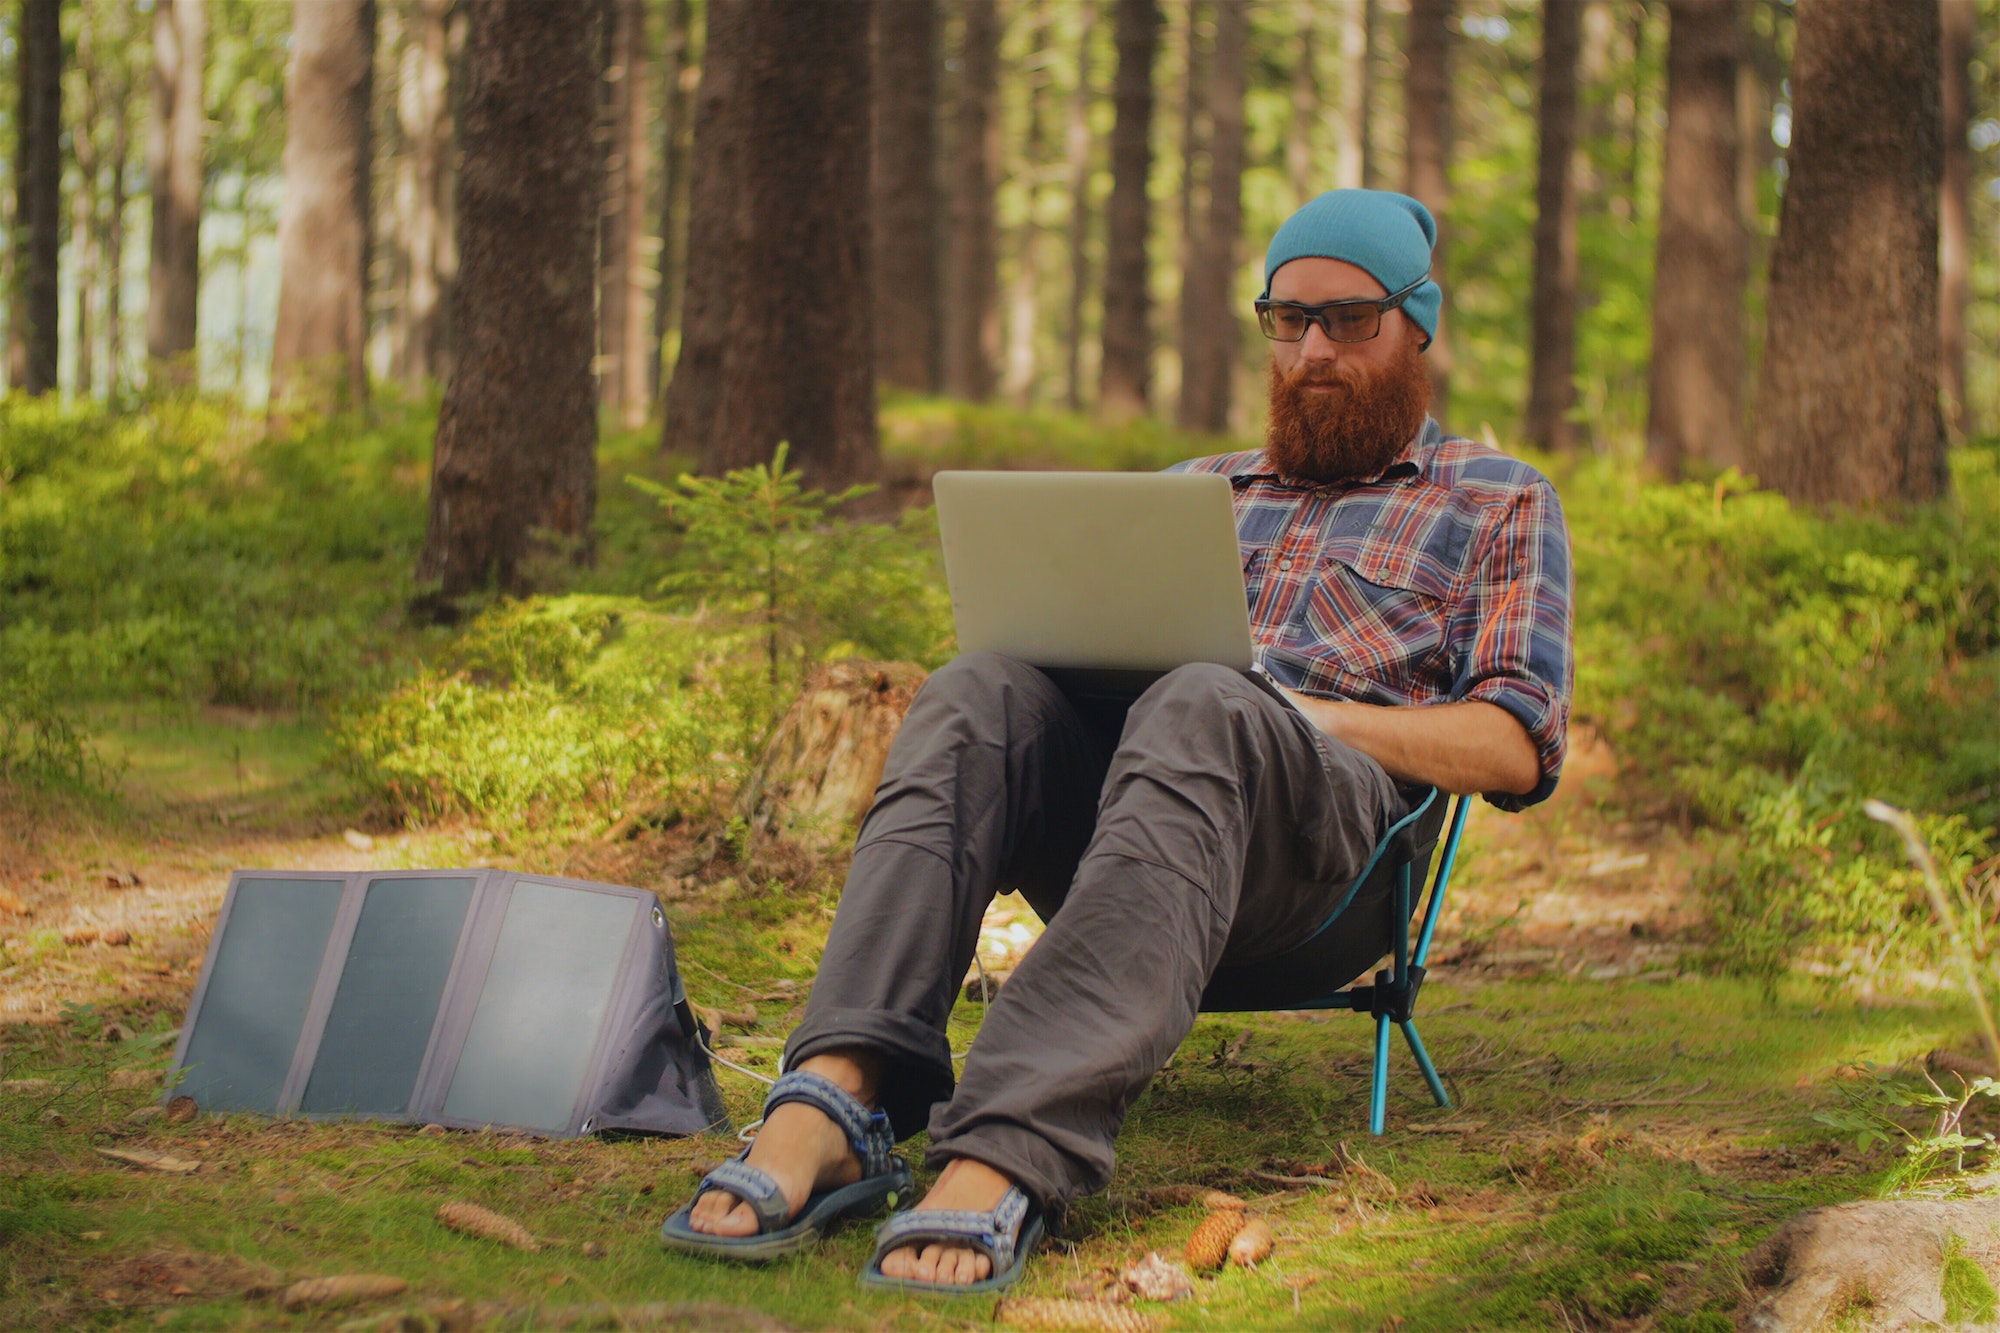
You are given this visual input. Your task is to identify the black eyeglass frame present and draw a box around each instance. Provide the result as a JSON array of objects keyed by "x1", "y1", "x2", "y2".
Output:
[{"x1": 1252, "y1": 272, "x2": 1431, "y2": 344}]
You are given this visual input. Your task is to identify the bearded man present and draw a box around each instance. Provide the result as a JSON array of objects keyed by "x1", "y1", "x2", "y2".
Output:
[{"x1": 663, "y1": 189, "x2": 1574, "y2": 1293}]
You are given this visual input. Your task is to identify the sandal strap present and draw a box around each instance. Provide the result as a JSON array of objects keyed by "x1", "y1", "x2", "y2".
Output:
[
  {"x1": 870, "y1": 1186, "x2": 1031, "y2": 1272},
  {"x1": 692, "y1": 1156, "x2": 793, "y2": 1235},
  {"x1": 764, "y1": 1070, "x2": 896, "y2": 1178}
]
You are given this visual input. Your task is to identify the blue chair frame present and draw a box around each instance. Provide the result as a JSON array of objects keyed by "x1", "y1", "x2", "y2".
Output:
[{"x1": 1198, "y1": 787, "x2": 1472, "y2": 1134}]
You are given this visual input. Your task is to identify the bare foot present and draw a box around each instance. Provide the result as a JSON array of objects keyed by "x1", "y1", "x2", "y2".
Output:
[
  {"x1": 876, "y1": 1157, "x2": 1018, "y2": 1286},
  {"x1": 685, "y1": 1054, "x2": 877, "y2": 1237}
]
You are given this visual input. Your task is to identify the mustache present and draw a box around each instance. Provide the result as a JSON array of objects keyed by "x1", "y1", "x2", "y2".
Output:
[{"x1": 1283, "y1": 362, "x2": 1360, "y2": 389}]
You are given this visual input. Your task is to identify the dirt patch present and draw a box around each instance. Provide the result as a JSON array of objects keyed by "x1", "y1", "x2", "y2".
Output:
[{"x1": 87, "y1": 1247, "x2": 283, "y2": 1307}]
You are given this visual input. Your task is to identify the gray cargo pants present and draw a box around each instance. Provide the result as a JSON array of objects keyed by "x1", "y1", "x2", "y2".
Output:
[{"x1": 783, "y1": 651, "x2": 1406, "y2": 1208}]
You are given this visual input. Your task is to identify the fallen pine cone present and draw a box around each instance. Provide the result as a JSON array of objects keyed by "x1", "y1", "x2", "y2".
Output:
[
  {"x1": 1227, "y1": 1218, "x2": 1274, "y2": 1268},
  {"x1": 280, "y1": 1274, "x2": 408, "y2": 1310},
  {"x1": 996, "y1": 1296, "x2": 1168, "y2": 1333},
  {"x1": 1184, "y1": 1207, "x2": 1245, "y2": 1270},
  {"x1": 1119, "y1": 1251, "x2": 1193, "y2": 1302},
  {"x1": 436, "y1": 1201, "x2": 540, "y2": 1251},
  {"x1": 1142, "y1": 1185, "x2": 1245, "y2": 1211}
]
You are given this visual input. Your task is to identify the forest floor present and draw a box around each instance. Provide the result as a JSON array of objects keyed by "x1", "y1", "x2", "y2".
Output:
[{"x1": 0, "y1": 711, "x2": 1987, "y2": 1331}]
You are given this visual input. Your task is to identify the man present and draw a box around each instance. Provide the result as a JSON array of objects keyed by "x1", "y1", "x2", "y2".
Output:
[{"x1": 662, "y1": 189, "x2": 1573, "y2": 1292}]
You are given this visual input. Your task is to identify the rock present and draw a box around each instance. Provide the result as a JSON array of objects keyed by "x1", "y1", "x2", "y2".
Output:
[
  {"x1": 343, "y1": 829, "x2": 376, "y2": 851},
  {"x1": 1741, "y1": 1198, "x2": 2000, "y2": 1330}
]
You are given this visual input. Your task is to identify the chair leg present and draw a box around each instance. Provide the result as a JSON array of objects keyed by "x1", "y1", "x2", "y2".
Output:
[
  {"x1": 1399, "y1": 1020, "x2": 1451, "y2": 1110},
  {"x1": 1368, "y1": 1013, "x2": 1391, "y2": 1135}
]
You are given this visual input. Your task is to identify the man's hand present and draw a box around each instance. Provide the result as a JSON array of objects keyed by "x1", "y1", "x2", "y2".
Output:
[{"x1": 1279, "y1": 689, "x2": 1542, "y2": 797}]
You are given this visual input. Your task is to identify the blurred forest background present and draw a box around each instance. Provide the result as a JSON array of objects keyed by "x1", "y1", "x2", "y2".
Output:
[{"x1": 2, "y1": 0, "x2": 1999, "y2": 988}]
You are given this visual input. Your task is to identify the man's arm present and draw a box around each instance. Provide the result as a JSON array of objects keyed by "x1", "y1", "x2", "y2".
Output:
[{"x1": 1279, "y1": 690, "x2": 1542, "y2": 797}]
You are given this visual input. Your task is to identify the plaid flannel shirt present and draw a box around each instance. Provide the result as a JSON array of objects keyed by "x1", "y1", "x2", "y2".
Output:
[{"x1": 1169, "y1": 417, "x2": 1574, "y2": 809}]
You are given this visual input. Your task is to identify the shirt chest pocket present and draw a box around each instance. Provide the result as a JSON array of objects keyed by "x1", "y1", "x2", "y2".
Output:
[{"x1": 1294, "y1": 549, "x2": 1452, "y2": 684}]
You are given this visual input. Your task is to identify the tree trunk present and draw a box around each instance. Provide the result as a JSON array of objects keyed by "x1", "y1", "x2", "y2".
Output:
[
  {"x1": 1524, "y1": 0, "x2": 1581, "y2": 453},
  {"x1": 104, "y1": 59, "x2": 130, "y2": 398},
  {"x1": 944, "y1": 0, "x2": 1000, "y2": 401},
  {"x1": 1940, "y1": 0, "x2": 1973, "y2": 439},
  {"x1": 1097, "y1": 0, "x2": 1156, "y2": 419},
  {"x1": 71, "y1": 28, "x2": 98, "y2": 399},
  {"x1": 147, "y1": 0, "x2": 205, "y2": 377},
  {"x1": 5, "y1": 16, "x2": 21, "y2": 390},
  {"x1": 18, "y1": 0, "x2": 60, "y2": 395},
  {"x1": 1337, "y1": 0, "x2": 1374, "y2": 190},
  {"x1": 1752, "y1": 0, "x2": 1946, "y2": 506},
  {"x1": 665, "y1": 0, "x2": 878, "y2": 490},
  {"x1": 872, "y1": 0, "x2": 943, "y2": 395},
  {"x1": 597, "y1": 0, "x2": 649, "y2": 426},
  {"x1": 1002, "y1": 0, "x2": 1050, "y2": 402},
  {"x1": 651, "y1": 0, "x2": 692, "y2": 405},
  {"x1": 1644, "y1": 0, "x2": 1746, "y2": 478},
  {"x1": 1403, "y1": 0, "x2": 1452, "y2": 418},
  {"x1": 1173, "y1": 0, "x2": 1208, "y2": 416},
  {"x1": 270, "y1": 0, "x2": 375, "y2": 415},
  {"x1": 1287, "y1": 4, "x2": 1317, "y2": 209},
  {"x1": 1177, "y1": 0, "x2": 1243, "y2": 434},
  {"x1": 417, "y1": 0, "x2": 600, "y2": 597},
  {"x1": 662, "y1": 0, "x2": 743, "y2": 464},
  {"x1": 399, "y1": 0, "x2": 451, "y2": 390},
  {"x1": 1060, "y1": 0, "x2": 1096, "y2": 411},
  {"x1": 733, "y1": 659, "x2": 928, "y2": 851}
]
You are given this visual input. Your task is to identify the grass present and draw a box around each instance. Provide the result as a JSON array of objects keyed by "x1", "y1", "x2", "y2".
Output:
[
  {"x1": 0, "y1": 961, "x2": 1968, "y2": 1329},
  {"x1": 1, "y1": 718, "x2": 1986, "y2": 1330}
]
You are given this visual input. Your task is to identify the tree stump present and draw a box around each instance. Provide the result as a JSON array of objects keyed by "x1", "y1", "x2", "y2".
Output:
[{"x1": 732, "y1": 660, "x2": 928, "y2": 851}]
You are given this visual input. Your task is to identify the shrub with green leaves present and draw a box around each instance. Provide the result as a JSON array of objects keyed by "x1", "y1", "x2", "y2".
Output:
[
  {"x1": 1566, "y1": 445, "x2": 2000, "y2": 979},
  {"x1": 334, "y1": 595, "x2": 765, "y2": 839}
]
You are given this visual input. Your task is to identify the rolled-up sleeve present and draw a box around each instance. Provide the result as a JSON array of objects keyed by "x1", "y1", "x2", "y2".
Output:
[{"x1": 1452, "y1": 479, "x2": 1574, "y2": 809}]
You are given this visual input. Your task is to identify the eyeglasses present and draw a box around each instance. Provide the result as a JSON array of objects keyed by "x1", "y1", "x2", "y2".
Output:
[{"x1": 1253, "y1": 273, "x2": 1429, "y2": 344}]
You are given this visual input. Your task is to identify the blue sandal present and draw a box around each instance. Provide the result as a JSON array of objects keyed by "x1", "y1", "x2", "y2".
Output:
[
  {"x1": 857, "y1": 1184, "x2": 1046, "y2": 1295},
  {"x1": 660, "y1": 1070, "x2": 913, "y2": 1262}
]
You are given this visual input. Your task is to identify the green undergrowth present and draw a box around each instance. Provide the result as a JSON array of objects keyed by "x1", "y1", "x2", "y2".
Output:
[{"x1": 1, "y1": 947, "x2": 1981, "y2": 1330}]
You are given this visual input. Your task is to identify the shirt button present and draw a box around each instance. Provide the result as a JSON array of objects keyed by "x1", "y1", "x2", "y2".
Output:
[{"x1": 1279, "y1": 558, "x2": 1293, "y2": 571}]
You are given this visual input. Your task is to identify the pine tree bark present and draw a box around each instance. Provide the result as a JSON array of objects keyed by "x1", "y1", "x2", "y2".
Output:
[
  {"x1": 1753, "y1": 0, "x2": 1946, "y2": 506},
  {"x1": 1940, "y1": 0, "x2": 1973, "y2": 439},
  {"x1": 1002, "y1": 0, "x2": 1051, "y2": 402},
  {"x1": 1644, "y1": 0, "x2": 1746, "y2": 478},
  {"x1": 595, "y1": 0, "x2": 650, "y2": 427},
  {"x1": 5, "y1": 21, "x2": 22, "y2": 390},
  {"x1": 398, "y1": 0, "x2": 451, "y2": 389},
  {"x1": 651, "y1": 0, "x2": 692, "y2": 404},
  {"x1": 18, "y1": 0, "x2": 60, "y2": 395},
  {"x1": 271, "y1": 0, "x2": 375, "y2": 415},
  {"x1": 147, "y1": 0, "x2": 205, "y2": 377},
  {"x1": 1097, "y1": 0, "x2": 1156, "y2": 419},
  {"x1": 872, "y1": 0, "x2": 943, "y2": 395},
  {"x1": 417, "y1": 0, "x2": 600, "y2": 597},
  {"x1": 1287, "y1": 4, "x2": 1317, "y2": 209},
  {"x1": 944, "y1": 0, "x2": 1001, "y2": 401},
  {"x1": 1336, "y1": 0, "x2": 1374, "y2": 190},
  {"x1": 72, "y1": 25, "x2": 99, "y2": 398},
  {"x1": 1060, "y1": 0, "x2": 1096, "y2": 411},
  {"x1": 662, "y1": 0, "x2": 743, "y2": 463},
  {"x1": 1403, "y1": 0, "x2": 1453, "y2": 417},
  {"x1": 664, "y1": 0, "x2": 878, "y2": 490},
  {"x1": 1173, "y1": 1, "x2": 1208, "y2": 417},
  {"x1": 1177, "y1": 0, "x2": 1243, "y2": 434},
  {"x1": 104, "y1": 57, "x2": 131, "y2": 397},
  {"x1": 1524, "y1": 0, "x2": 1581, "y2": 453}
]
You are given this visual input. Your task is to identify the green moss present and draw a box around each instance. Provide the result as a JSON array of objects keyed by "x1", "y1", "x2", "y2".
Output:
[{"x1": 1942, "y1": 1233, "x2": 1999, "y2": 1324}]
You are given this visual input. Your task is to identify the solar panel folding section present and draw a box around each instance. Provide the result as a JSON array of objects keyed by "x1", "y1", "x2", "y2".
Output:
[{"x1": 166, "y1": 869, "x2": 728, "y2": 1139}]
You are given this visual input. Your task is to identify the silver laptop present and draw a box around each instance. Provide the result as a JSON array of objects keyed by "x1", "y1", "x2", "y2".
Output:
[{"x1": 932, "y1": 471, "x2": 1255, "y2": 695}]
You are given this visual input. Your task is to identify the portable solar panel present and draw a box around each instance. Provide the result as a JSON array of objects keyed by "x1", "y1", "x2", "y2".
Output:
[{"x1": 166, "y1": 869, "x2": 729, "y2": 1138}]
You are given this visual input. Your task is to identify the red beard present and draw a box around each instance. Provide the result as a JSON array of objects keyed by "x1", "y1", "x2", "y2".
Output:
[{"x1": 1263, "y1": 335, "x2": 1432, "y2": 484}]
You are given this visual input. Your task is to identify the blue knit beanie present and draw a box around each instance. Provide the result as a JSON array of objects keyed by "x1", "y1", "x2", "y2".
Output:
[{"x1": 1261, "y1": 189, "x2": 1441, "y2": 345}]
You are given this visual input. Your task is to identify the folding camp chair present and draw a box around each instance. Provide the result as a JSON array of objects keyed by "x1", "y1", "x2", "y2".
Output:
[{"x1": 1198, "y1": 786, "x2": 1472, "y2": 1135}]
